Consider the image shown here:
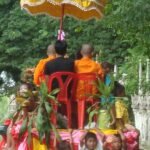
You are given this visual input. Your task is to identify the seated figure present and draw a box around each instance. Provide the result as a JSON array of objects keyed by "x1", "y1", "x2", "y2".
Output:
[
  {"x1": 74, "y1": 44, "x2": 103, "y2": 100},
  {"x1": 113, "y1": 81, "x2": 130, "y2": 130},
  {"x1": 101, "y1": 62, "x2": 114, "y2": 86},
  {"x1": 34, "y1": 44, "x2": 56, "y2": 86},
  {"x1": 75, "y1": 44, "x2": 103, "y2": 75},
  {"x1": 44, "y1": 40, "x2": 74, "y2": 87}
]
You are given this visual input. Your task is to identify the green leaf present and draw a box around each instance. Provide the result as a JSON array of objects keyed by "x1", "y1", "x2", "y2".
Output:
[
  {"x1": 27, "y1": 118, "x2": 33, "y2": 145},
  {"x1": 49, "y1": 88, "x2": 60, "y2": 95},
  {"x1": 47, "y1": 95, "x2": 59, "y2": 104},
  {"x1": 88, "y1": 110, "x2": 98, "y2": 127},
  {"x1": 44, "y1": 101, "x2": 52, "y2": 114},
  {"x1": 51, "y1": 124, "x2": 61, "y2": 141}
]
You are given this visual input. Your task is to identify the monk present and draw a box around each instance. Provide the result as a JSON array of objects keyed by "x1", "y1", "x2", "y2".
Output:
[
  {"x1": 75, "y1": 44, "x2": 103, "y2": 74},
  {"x1": 74, "y1": 44, "x2": 103, "y2": 100},
  {"x1": 33, "y1": 45, "x2": 56, "y2": 86},
  {"x1": 74, "y1": 44, "x2": 103, "y2": 128}
]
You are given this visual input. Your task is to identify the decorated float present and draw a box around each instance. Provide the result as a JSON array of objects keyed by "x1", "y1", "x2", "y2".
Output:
[{"x1": 0, "y1": 0, "x2": 141, "y2": 150}]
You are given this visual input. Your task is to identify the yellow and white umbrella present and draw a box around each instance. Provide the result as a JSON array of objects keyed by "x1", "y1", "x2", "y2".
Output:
[{"x1": 21, "y1": 0, "x2": 107, "y2": 39}]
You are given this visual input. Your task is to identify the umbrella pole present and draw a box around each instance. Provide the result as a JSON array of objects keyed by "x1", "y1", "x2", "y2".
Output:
[{"x1": 58, "y1": 4, "x2": 64, "y2": 40}]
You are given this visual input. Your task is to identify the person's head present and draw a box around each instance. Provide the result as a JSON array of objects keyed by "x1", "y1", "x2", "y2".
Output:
[
  {"x1": 56, "y1": 140, "x2": 71, "y2": 150},
  {"x1": 19, "y1": 84, "x2": 28, "y2": 97},
  {"x1": 84, "y1": 132, "x2": 98, "y2": 150},
  {"x1": 21, "y1": 68, "x2": 34, "y2": 84},
  {"x1": 105, "y1": 134, "x2": 122, "y2": 150},
  {"x1": 102, "y1": 62, "x2": 114, "y2": 74},
  {"x1": 55, "y1": 40, "x2": 67, "y2": 56},
  {"x1": 113, "y1": 81, "x2": 125, "y2": 97},
  {"x1": 81, "y1": 44, "x2": 94, "y2": 58},
  {"x1": 47, "y1": 44, "x2": 56, "y2": 56}
]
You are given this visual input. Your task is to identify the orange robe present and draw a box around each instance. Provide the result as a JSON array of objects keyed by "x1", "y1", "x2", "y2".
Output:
[
  {"x1": 74, "y1": 57, "x2": 103, "y2": 100},
  {"x1": 34, "y1": 55, "x2": 55, "y2": 86},
  {"x1": 75, "y1": 57, "x2": 103, "y2": 74}
]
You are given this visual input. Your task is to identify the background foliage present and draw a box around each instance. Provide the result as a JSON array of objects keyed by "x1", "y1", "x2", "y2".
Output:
[
  {"x1": 0, "y1": 0, "x2": 150, "y2": 94},
  {"x1": 0, "y1": 96, "x2": 9, "y2": 123}
]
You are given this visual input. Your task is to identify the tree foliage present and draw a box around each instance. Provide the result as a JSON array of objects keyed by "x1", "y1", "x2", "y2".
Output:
[
  {"x1": 105, "y1": 0, "x2": 150, "y2": 57},
  {"x1": 0, "y1": 0, "x2": 149, "y2": 94},
  {"x1": 0, "y1": 0, "x2": 59, "y2": 81}
]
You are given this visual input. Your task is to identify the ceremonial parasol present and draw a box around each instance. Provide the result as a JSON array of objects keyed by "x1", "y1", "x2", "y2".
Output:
[{"x1": 21, "y1": 0, "x2": 107, "y2": 39}]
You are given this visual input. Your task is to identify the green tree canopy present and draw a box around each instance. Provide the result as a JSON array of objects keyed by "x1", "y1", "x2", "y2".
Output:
[{"x1": 0, "y1": 0, "x2": 149, "y2": 87}]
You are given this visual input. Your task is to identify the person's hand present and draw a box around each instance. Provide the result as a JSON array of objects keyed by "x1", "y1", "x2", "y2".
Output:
[
  {"x1": 109, "y1": 120, "x2": 115, "y2": 127},
  {"x1": 94, "y1": 128, "x2": 105, "y2": 141},
  {"x1": 106, "y1": 135, "x2": 116, "y2": 143},
  {"x1": 125, "y1": 124, "x2": 135, "y2": 130}
]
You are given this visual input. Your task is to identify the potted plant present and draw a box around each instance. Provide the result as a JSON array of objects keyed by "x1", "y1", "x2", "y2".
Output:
[{"x1": 87, "y1": 76, "x2": 116, "y2": 129}]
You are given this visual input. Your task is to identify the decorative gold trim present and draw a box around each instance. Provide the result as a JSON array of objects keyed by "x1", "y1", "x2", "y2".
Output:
[{"x1": 21, "y1": 0, "x2": 105, "y2": 20}]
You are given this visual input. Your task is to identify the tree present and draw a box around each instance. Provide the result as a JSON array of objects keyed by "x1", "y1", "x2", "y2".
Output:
[
  {"x1": 0, "y1": 0, "x2": 149, "y2": 91},
  {"x1": 0, "y1": 0, "x2": 59, "y2": 81},
  {"x1": 104, "y1": 0, "x2": 150, "y2": 57}
]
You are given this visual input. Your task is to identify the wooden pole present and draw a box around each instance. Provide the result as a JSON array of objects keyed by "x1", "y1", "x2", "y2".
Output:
[{"x1": 58, "y1": 4, "x2": 64, "y2": 40}]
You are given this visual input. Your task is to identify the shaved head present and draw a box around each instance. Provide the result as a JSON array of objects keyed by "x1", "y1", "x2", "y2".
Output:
[
  {"x1": 81, "y1": 44, "x2": 94, "y2": 57},
  {"x1": 47, "y1": 44, "x2": 56, "y2": 56}
]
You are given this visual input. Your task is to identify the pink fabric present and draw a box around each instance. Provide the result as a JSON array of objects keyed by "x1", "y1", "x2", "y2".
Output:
[
  {"x1": 72, "y1": 130, "x2": 84, "y2": 144},
  {"x1": 57, "y1": 30, "x2": 65, "y2": 40},
  {"x1": 10, "y1": 125, "x2": 139, "y2": 150},
  {"x1": 4, "y1": 119, "x2": 12, "y2": 126},
  {"x1": 55, "y1": 130, "x2": 103, "y2": 144},
  {"x1": 126, "y1": 142, "x2": 138, "y2": 150},
  {"x1": 11, "y1": 121, "x2": 22, "y2": 140},
  {"x1": 18, "y1": 137, "x2": 28, "y2": 150},
  {"x1": 124, "y1": 131, "x2": 138, "y2": 150},
  {"x1": 0, "y1": 138, "x2": 7, "y2": 150},
  {"x1": 11, "y1": 121, "x2": 29, "y2": 150},
  {"x1": 31, "y1": 130, "x2": 85, "y2": 144}
]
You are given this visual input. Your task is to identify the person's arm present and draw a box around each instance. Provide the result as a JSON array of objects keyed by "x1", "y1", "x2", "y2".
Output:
[
  {"x1": 34, "y1": 60, "x2": 43, "y2": 86},
  {"x1": 79, "y1": 130, "x2": 88, "y2": 147},
  {"x1": 97, "y1": 63, "x2": 104, "y2": 80},
  {"x1": 118, "y1": 130, "x2": 127, "y2": 150},
  {"x1": 109, "y1": 106, "x2": 116, "y2": 127},
  {"x1": 94, "y1": 128, "x2": 105, "y2": 141},
  {"x1": 116, "y1": 119, "x2": 125, "y2": 130},
  {"x1": 103, "y1": 135, "x2": 114, "y2": 150}
]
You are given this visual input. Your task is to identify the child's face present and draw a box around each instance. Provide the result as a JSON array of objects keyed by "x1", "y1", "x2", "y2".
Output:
[
  {"x1": 111, "y1": 137, "x2": 122, "y2": 150},
  {"x1": 86, "y1": 137, "x2": 97, "y2": 150},
  {"x1": 104, "y1": 67, "x2": 111, "y2": 74},
  {"x1": 118, "y1": 91, "x2": 125, "y2": 97},
  {"x1": 105, "y1": 135, "x2": 122, "y2": 150}
]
